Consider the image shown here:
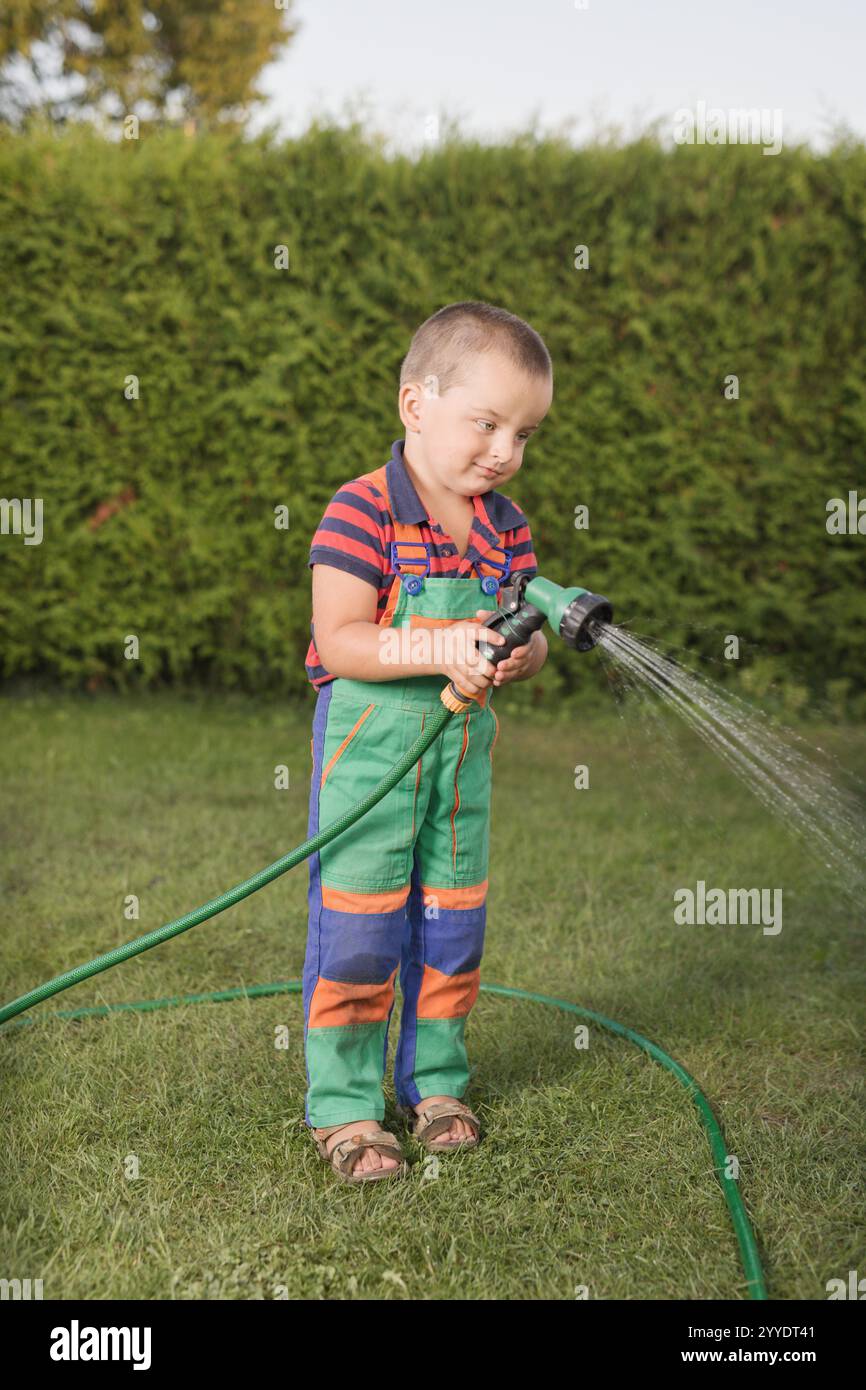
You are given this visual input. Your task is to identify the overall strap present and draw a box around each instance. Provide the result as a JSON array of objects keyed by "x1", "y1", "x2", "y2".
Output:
[
  {"x1": 361, "y1": 463, "x2": 421, "y2": 550},
  {"x1": 360, "y1": 462, "x2": 428, "y2": 628}
]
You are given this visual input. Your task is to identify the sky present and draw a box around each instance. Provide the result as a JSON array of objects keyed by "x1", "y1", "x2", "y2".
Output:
[{"x1": 251, "y1": 0, "x2": 865, "y2": 154}]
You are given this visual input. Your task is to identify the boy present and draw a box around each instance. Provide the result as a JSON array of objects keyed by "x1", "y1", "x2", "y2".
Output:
[{"x1": 303, "y1": 301, "x2": 552, "y2": 1181}]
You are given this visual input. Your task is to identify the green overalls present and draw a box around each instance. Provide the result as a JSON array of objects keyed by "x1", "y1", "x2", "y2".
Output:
[{"x1": 302, "y1": 463, "x2": 510, "y2": 1129}]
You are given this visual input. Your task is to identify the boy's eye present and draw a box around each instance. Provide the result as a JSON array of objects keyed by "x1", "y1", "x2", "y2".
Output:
[{"x1": 476, "y1": 419, "x2": 531, "y2": 441}]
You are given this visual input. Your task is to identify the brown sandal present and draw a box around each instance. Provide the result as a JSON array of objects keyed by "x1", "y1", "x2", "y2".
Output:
[
  {"x1": 397, "y1": 1099, "x2": 482, "y2": 1152},
  {"x1": 313, "y1": 1123, "x2": 408, "y2": 1183}
]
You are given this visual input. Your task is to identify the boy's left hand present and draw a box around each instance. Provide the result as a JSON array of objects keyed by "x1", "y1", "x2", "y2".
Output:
[
  {"x1": 491, "y1": 629, "x2": 541, "y2": 685},
  {"x1": 469, "y1": 610, "x2": 544, "y2": 687}
]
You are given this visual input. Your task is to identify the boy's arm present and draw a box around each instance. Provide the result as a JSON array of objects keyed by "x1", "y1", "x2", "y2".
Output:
[
  {"x1": 313, "y1": 564, "x2": 445, "y2": 682},
  {"x1": 309, "y1": 477, "x2": 453, "y2": 681}
]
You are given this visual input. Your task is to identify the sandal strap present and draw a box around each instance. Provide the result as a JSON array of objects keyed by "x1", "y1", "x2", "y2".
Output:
[
  {"x1": 329, "y1": 1128, "x2": 403, "y2": 1175},
  {"x1": 413, "y1": 1101, "x2": 480, "y2": 1141}
]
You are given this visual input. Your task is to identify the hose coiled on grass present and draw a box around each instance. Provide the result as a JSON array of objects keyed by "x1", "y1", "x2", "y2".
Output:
[{"x1": 0, "y1": 697, "x2": 768, "y2": 1299}]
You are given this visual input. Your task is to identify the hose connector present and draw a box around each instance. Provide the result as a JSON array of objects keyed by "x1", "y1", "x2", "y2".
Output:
[{"x1": 440, "y1": 682, "x2": 474, "y2": 713}]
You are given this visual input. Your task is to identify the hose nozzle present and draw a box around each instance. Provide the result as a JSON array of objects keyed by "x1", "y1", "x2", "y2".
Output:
[
  {"x1": 516, "y1": 575, "x2": 613, "y2": 651},
  {"x1": 543, "y1": 583, "x2": 614, "y2": 652},
  {"x1": 473, "y1": 573, "x2": 614, "y2": 675}
]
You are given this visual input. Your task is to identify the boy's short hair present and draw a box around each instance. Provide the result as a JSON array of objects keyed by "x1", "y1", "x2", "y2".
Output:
[{"x1": 400, "y1": 300, "x2": 552, "y2": 396}]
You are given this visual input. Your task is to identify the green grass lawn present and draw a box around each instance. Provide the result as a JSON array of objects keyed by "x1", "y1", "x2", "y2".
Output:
[{"x1": 1, "y1": 689, "x2": 864, "y2": 1300}]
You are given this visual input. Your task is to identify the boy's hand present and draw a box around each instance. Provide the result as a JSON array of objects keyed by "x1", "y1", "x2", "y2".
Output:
[
  {"x1": 438, "y1": 609, "x2": 505, "y2": 698},
  {"x1": 492, "y1": 629, "x2": 544, "y2": 686}
]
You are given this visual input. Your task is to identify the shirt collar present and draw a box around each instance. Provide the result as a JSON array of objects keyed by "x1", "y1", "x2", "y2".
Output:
[{"x1": 386, "y1": 438, "x2": 525, "y2": 533}]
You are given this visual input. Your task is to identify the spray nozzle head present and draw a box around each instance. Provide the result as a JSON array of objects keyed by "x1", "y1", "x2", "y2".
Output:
[
  {"x1": 558, "y1": 590, "x2": 614, "y2": 650},
  {"x1": 511, "y1": 575, "x2": 613, "y2": 651}
]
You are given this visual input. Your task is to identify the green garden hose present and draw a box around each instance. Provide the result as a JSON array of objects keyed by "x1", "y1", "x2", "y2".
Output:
[
  {"x1": 0, "y1": 684, "x2": 768, "y2": 1299},
  {"x1": 0, "y1": 698, "x2": 454, "y2": 1027},
  {"x1": 4, "y1": 977, "x2": 768, "y2": 1298}
]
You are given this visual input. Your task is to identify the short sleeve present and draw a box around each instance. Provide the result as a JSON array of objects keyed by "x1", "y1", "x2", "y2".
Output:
[{"x1": 308, "y1": 479, "x2": 389, "y2": 591}]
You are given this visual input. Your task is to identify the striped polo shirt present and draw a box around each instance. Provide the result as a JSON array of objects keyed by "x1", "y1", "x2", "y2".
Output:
[{"x1": 305, "y1": 437, "x2": 538, "y2": 688}]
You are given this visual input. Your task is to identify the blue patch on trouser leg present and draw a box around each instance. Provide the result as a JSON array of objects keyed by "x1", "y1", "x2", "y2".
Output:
[{"x1": 394, "y1": 851, "x2": 425, "y2": 1109}]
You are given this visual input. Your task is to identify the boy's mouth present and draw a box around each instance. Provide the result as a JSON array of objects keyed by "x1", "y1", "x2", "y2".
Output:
[{"x1": 473, "y1": 463, "x2": 500, "y2": 479}]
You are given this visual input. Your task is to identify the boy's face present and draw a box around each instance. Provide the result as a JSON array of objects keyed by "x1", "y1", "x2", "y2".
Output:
[{"x1": 402, "y1": 349, "x2": 552, "y2": 497}]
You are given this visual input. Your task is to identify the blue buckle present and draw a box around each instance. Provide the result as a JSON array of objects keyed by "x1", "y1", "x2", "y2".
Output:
[
  {"x1": 389, "y1": 540, "x2": 431, "y2": 595},
  {"x1": 472, "y1": 546, "x2": 513, "y2": 596}
]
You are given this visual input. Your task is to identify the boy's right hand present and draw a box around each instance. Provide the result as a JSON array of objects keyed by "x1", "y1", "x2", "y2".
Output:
[{"x1": 438, "y1": 609, "x2": 506, "y2": 699}]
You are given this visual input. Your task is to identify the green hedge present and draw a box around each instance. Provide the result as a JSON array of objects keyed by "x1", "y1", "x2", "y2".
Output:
[{"x1": 1, "y1": 122, "x2": 865, "y2": 714}]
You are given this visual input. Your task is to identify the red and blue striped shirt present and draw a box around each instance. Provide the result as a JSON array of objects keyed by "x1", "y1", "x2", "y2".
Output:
[{"x1": 305, "y1": 438, "x2": 538, "y2": 688}]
